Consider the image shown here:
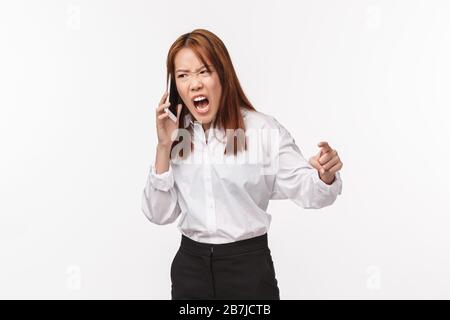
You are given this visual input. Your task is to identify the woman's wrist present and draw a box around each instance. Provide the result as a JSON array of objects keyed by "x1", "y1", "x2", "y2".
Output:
[
  {"x1": 319, "y1": 172, "x2": 336, "y2": 185},
  {"x1": 157, "y1": 143, "x2": 172, "y2": 154}
]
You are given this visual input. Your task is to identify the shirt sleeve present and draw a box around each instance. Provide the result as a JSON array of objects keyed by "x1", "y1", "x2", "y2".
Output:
[
  {"x1": 141, "y1": 162, "x2": 181, "y2": 224},
  {"x1": 270, "y1": 119, "x2": 343, "y2": 209}
]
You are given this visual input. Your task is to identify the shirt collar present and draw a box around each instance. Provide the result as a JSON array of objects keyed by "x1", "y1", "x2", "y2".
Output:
[{"x1": 183, "y1": 108, "x2": 249, "y2": 128}]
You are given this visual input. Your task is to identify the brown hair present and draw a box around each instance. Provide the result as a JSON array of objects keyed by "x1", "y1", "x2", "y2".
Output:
[{"x1": 166, "y1": 28, "x2": 256, "y2": 159}]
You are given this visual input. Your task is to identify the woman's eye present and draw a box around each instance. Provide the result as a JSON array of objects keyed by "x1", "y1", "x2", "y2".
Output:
[{"x1": 177, "y1": 74, "x2": 186, "y2": 78}]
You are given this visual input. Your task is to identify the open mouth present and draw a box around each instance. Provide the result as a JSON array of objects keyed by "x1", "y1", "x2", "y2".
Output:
[{"x1": 192, "y1": 96, "x2": 210, "y2": 114}]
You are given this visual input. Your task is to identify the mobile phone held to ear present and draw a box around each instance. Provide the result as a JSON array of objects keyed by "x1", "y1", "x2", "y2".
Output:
[{"x1": 164, "y1": 74, "x2": 178, "y2": 122}]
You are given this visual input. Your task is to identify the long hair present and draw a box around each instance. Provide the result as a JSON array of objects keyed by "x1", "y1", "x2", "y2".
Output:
[{"x1": 166, "y1": 29, "x2": 256, "y2": 159}]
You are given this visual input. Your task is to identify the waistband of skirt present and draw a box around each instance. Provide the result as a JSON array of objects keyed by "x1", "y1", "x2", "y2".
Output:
[{"x1": 179, "y1": 233, "x2": 269, "y2": 257}]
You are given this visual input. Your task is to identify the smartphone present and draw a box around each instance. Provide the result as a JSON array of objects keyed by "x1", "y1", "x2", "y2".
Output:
[{"x1": 164, "y1": 74, "x2": 178, "y2": 122}]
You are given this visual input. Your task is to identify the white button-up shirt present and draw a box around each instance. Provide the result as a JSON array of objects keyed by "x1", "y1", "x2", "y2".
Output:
[{"x1": 142, "y1": 108, "x2": 343, "y2": 244}]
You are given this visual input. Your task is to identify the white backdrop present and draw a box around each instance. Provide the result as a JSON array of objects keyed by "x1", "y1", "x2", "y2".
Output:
[{"x1": 1, "y1": 0, "x2": 449, "y2": 299}]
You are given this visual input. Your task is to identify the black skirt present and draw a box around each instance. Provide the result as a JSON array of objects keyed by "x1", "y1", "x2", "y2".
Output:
[{"x1": 170, "y1": 233, "x2": 280, "y2": 300}]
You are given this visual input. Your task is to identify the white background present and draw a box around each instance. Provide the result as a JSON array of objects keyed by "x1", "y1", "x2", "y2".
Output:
[{"x1": 1, "y1": 0, "x2": 449, "y2": 299}]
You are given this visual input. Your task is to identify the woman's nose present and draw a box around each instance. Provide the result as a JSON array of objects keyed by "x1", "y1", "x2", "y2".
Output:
[{"x1": 190, "y1": 78, "x2": 203, "y2": 89}]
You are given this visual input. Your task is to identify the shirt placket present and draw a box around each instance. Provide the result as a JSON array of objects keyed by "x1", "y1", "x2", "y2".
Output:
[{"x1": 197, "y1": 124, "x2": 217, "y2": 233}]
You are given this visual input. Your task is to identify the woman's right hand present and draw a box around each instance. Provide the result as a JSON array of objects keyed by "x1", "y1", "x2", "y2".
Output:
[{"x1": 155, "y1": 91, "x2": 182, "y2": 148}]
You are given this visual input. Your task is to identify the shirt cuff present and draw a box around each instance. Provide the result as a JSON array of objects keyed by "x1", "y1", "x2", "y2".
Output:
[
  {"x1": 311, "y1": 170, "x2": 343, "y2": 195},
  {"x1": 149, "y1": 163, "x2": 175, "y2": 191}
]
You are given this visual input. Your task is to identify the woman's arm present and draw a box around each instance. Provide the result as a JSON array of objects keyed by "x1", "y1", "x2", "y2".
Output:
[
  {"x1": 141, "y1": 145, "x2": 181, "y2": 224},
  {"x1": 270, "y1": 119, "x2": 343, "y2": 209},
  {"x1": 142, "y1": 88, "x2": 183, "y2": 224}
]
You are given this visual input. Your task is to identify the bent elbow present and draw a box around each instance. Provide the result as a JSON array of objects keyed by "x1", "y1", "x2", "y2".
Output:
[
  {"x1": 141, "y1": 191, "x2": 180, "y2": 225},
  {"x1": 293, "y1": 193, "x2": 339, "y2": 209}
]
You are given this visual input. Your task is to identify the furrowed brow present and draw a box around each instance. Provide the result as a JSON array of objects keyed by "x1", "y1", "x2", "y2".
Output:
[{"x1": 175, "y1": 65, "x2": 211, "y2": 73}]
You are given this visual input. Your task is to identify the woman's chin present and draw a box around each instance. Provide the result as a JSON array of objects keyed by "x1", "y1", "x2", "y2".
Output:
[{"x1": 191, "y1": 107, "x2": 216, "y2": 124}]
